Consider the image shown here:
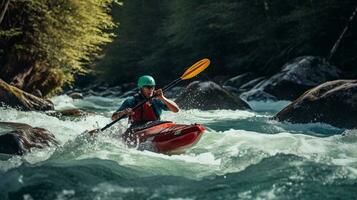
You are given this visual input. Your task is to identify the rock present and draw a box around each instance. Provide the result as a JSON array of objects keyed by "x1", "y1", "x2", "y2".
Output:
[
  {"x1": 0, "y1": 79, "x2": 54, "y2": 111},
  {"x1": 121, "y1": 82, "x2": 136, "y2": 92},
  {"x1": 111, "y1": 86, "x2": 122, "y2": 92},
  {"x1": 238, "y1": 77, "x2": 266, "y2": 93},
  {"x1": 99, "y1": 90, "x2": 114, "y2": 97},
  {"x1": 33, "y1": 89, "x2": 43, "y2": 98},
  {"x1": 97, "y1": 86, "x2": 108, "y2": 91},
  {"x1": 243, "y1": 56, "x2": 342, "y2": 101},
  {"x1": 222, "y1": 85, "x2": 240, "y2": 95},
  {"x1": 274, "y1": 80, "x2": 357, "y2": 129},
  {"x1": 0, "y1": 122, "x2": 58, "y2": 155},
  {"x1": 99, "y1": 89, "x2": 122, "y2": 97},
  {"x1": 46, "y1": 108, "x2": 93, "y2": 118},
  {"x1": 68, "y1": 92, "x2": 83, "y2": 99},
  {"x1": 212, "y1": 75, "x2": 230, "y2": 85},
  {"x1": 85, "y1": 89, "x2": 99, "y2": 96},
  {"x1": 73, "y1": 84, "x2": 124, "y2": 97},
  {"x1": 121, "y1": 90, "x2": 137, "y2": 98},
  {"x1": 240, "y1": 89, "x2": 278, "y2": 101},
  {"x1": 73, "y1": 88, "x2": 82, "y2": 93},
  {"x1": 223, "y1": 73, "x2": 258, "y2": 89},
  {"x1": 165, "y1": 86, "x2": 183, "y2": 99},
  {"x1": 175, "y1": 81, "x2": 251, "y2": 110}
]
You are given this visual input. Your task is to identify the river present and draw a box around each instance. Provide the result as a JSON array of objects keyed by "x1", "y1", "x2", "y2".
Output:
[{"x1": 0, "y1": 95, "x2": 356, "y2": 200}]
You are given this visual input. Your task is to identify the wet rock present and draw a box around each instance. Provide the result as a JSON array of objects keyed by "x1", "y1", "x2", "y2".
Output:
[
  {"x1": 99, "y1": 90, "x2": 114, "y2": 97},
  {"x1": 99, "y1": 89, "x2": 122, "y2": 97},
  {"x1": 212, "y1": 75, "x2": 230, "y2": 85},
  {"x1": 165, "y1": 86, "x2": 183, "y2": 99},
  {"x1": 111, "y1": 85, "x2": 122, "y2": 91},
  {"x1": 223, "y1": 73, "x2": 258, "y2": 90},
  {"x1": 175, "y1": 81, "x2": 251, "y2": 110},
  {"x1": 121, "y1": 90, "x2": 137, "y2": 98},
  {"x1": 222, "y1": 85, "x2": 240, "y2": 95},
  {"x1": 46, "y1": 108, "x2": 93, "y2": 118},
  {"x1": 0, "y1": 79, "x2": 54, "y2": 111},
  {"x1": 238, "y1": 77, "x2": 266, "y2": 93},
  {"x1": 69, "y1": 84, "x2": 123, "y2": 98},
  {"x1": 0, "y1": 122, "x2": 58, "y2": 155},
  {"x1": 96, "y1": 86, "x2": 108, "y2": 92},
  {"x1": 274, "y1": 80, "x2": 357, "y2": 129},
  {"x1": 68, "y1": 92, "x2": 83, "y2": 99},
  {"x1": 33, "y1": 89, "x2": 43, "y2": 98},
  {"x1": 59, "y1": 109, "x2": 89, "y2": 117},
  {"x1": 240, "y1": 89, "x2": 278, "y2": 101},
  {"x1": 121, "y1": 82, "x2": 136, "y2": 92},
  {"x1": 242, "y1": 56, "x2": 341, "y2": 101},
  {"x1": 86, "y1": 89, "x2": 99, "y2": 96}
]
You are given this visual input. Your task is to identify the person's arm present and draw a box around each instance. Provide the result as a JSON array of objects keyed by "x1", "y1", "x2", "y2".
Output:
[
  {"x1": 154, "y1": 89, "x2": 179, "y2": 113},
  {"x1": 111, "y1": 108, "x2": 134, "y2": 121},
  {"x1": 112, "y1": 99, "x2": 135, "y2": 120}
]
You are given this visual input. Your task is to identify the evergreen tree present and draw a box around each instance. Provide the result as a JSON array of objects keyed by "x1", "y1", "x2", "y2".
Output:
[
  {"x1": 98, "y1": 0, "x2": 357, "y2": 85},
  {"x1": 0, "y1": 0, "x2": 116, "y2": 96}
]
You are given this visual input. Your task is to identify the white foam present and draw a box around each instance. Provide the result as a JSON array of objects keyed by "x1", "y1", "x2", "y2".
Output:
[{"x1": 1, "y1": 95, "x2": 357, "y2": 180}]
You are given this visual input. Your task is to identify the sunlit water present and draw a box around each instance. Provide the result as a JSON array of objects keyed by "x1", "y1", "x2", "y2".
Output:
[{"x1": 0, "y1": 95, "x2": 356, "y2": 200}]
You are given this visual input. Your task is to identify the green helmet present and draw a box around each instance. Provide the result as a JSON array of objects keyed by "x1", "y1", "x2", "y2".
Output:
[{"x1": 137, "y1": 75, "x2": 156, "y2": 88}]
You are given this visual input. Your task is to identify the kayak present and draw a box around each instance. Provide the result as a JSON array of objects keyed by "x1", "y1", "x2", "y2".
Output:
[{"x1": 122, "y1": 121, "x2": 205, "y2": 154}]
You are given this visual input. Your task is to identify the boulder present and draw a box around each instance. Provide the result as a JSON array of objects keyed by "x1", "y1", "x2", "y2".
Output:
[
  {"x1": 222, "y1": 85, "x2": 240, "y2": 95},
  {"x1": 0, "y1": 122, "x2": 58, "y2": 155},
  {"x1": 86, "y1": 89, "x2": 100, "y2": 96},
  {"x1": 0, "y1": 79, "x2": 54, "y2": 111},
  {"x1": 46, "y1": 108, "x2": 93, "y2": 118},
  {"x1": 175, "y1": 81, "x2": 251, "y2": 110},
  {"x1": 223, "y1": 73, "x2": 258, "y2": 89},
  {"x1": 68, "y1": 92, "x2": 83, "y2": 99},
  {"x1": 121, "y1": 82, "x2": 136, "y2": 92},
  {"x1": 242, "y1": 56, "x2": 342, "y2": 101},
  {"x1": 72, "y1": 84, "x2": 123, "y2": 98},
  {"x1": 240, "y1": 89, "x2": 278, "y2": 101},
  {"x1": 165, "y1": 86, "x2": 183, "y2": 99},
  {"x1": 274, "y1": 80, "x2": 357, "y2": 129},
  {"x1": 33, "y1": 89, "x2": 43, "y2": 98},
  {"x1": 238, "y1": 77, "x2": 266, "y2": 93},
  {"x1": 99, "y1": 89, "x2": 122, "y2": 97},
  {"x1": 121, "y1": 90, "x2": 137, "y2": 98}
]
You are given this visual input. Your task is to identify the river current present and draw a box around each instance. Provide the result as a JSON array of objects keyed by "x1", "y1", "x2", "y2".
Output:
[{"x1": 0, "y1": 95, "x2": 356, "y2": 200}]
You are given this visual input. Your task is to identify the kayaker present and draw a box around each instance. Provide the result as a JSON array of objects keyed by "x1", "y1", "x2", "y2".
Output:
[{"x1": 111, "y1": 75, "x2": 179, "y2": 126}]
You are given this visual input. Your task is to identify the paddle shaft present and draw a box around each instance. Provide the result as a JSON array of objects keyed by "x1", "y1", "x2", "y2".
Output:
[{"x1": 100, "y1": 78, "x2": 182, "y2": 131}]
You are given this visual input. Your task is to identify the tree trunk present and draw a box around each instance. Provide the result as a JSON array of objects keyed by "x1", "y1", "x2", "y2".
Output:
[
  {"x1": 0, "y1": 0, "x2": 10, "y2": 25},
  {"x1": 328, "y1": 6, "x2": 357, "y2": 61},
  {"x1": 0, "y1": 78, "x2": 54, "y2": 111},
  {"x1": 0, "y1": 54, "x2": 34, "y2": 89}
]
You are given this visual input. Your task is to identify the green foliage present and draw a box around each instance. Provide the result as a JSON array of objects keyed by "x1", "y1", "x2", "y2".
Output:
[
  {"x1": 0, "y1": 0, "x2": 116, "y2": 95},
  {"x1": 0, "y1": 28, "x2": 22, "y2": 38},
  {"x1": 96, "y1": 0, "x2": 167, "y2": 84},
  {"x1": 2, "y1": 0, "x2": 355, "y2": 91},
  {"x1": 98, "y1": 0, "x2": 357, "y2": 85}
]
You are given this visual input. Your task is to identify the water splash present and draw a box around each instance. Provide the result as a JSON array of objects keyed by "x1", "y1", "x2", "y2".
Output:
[{"x1": 0, "y1": 95, "x2": 356, "y2": 199}]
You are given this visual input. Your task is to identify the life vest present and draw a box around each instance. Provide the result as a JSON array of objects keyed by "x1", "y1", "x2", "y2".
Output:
[{"x1": 130, "y1": 94, "x2": 159, "y2": 125}]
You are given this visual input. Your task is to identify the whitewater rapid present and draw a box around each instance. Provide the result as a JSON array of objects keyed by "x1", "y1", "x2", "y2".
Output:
[{"x1": 0, "y1": 95, "x2": 356, "y2": 199}]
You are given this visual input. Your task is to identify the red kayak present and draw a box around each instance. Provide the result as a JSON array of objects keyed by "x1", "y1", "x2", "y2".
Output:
[{"x1": 122, "y1": 121, "x2": 205, "y2": 154}]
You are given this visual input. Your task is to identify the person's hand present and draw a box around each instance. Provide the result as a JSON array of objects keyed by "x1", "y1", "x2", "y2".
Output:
[
  {"x1": 112, "y1": 108, "x2": 134, "y2": 120},
  {"x1": 154, "y1": 89, "x2": 164, "y2": 99},
  {"x1": 123, "y1": 108, "x2": 134, "y2": 116}
]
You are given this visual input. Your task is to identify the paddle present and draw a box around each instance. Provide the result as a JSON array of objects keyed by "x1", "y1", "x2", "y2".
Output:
[{"x1": 89, "y1": 58, "x2": 210, "y2": 134}]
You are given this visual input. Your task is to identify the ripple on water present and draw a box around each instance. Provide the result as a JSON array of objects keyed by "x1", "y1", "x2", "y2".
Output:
[{"x1": 0, "y1": 97, "x2": 356, "y2": 199}]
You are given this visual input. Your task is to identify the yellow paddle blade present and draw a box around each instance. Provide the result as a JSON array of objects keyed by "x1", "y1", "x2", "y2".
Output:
[{"x1": 180, "y1": 58, "x2": 210, "y2": 80}]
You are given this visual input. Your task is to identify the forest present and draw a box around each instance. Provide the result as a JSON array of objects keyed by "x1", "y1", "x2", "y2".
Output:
[{"x1": 0, "y1": 0, "x2": 356, "y2": 95}]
